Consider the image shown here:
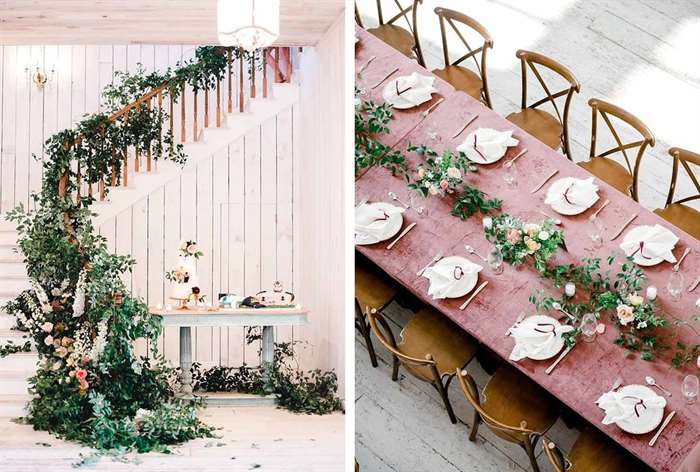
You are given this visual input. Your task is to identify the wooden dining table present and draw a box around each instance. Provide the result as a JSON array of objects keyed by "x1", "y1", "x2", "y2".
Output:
[{"x1": 355, "y1": 26, "x2": 700, "y2": 472}]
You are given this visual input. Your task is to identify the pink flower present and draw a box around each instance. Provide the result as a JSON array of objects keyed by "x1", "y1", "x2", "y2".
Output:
[
  {"x1": 41, "y1": 322, "x2": 54, "y2": 333},
  {"x1": 75, "y1": 368, "x2": 88, "y2": 381},
  {"x1": 81, "y1": 354, "x2": 91, "y2": 364},
  {"x1": 186, "y1": 244, "x2": 198, "y2": 254},
  {"x1": 506, "y1": 228, "x2": 522, "y2": 245},
  {"x1": 78, "y1": 379, "x2": 89, "y2": 391},
  {"x1": 616, "y1": 304, "x2": 635, "y2": 326},
  {"x1": 56, "y1": 346, "x2": 68, "y2": 358},
  {"x1": 43, "y1": 335, "x2": 54, "y2": 346},
  {"x1": 439, "y1": 179, "x2": 449, "y2": 190}
]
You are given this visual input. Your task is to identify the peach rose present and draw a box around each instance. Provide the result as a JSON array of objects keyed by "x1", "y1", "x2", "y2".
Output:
[
  {"x1": 439, "y1": 179, "x2": 449, "y2": 190},
  {"x1": 43, "y1": 335, "x2": 54, "y2": 346},
  {"x1": 506, "y1": 228, "x2": 522, "y2": 245},
  {"x1": 616, "y1": 304, "x2": 635, "y2": 326},
  {"x1": 525, "y1": 238, "x2": 541, "y2": 254},
  {"x1": 446, "y1": 167, "x2": 461, "y2": 179},
  {"x1": 41, "y1": 322, "x2": 54, "y2": 333},
  {"x1": 628, "y1": 293, "x2": 644, "y2": 307}
]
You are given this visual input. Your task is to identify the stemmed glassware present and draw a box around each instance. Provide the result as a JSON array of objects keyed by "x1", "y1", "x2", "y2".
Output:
[
  {"x1": 580, "y1": 313, "x2": 598, "y2": 343},
  {"x1": 408, "y1": 192, "x2": 428, "y2": 218},
  {"x1": 487, "y1": 245, "x2": 504, "y2": 275},
  {"x1": 682, "y1": 375, "x2": 699, "y2": 404},
  {"x1": 503, "y1": 161, "x2": 518, "y2": 188},
  {"x1": 587, "y1": 215, "x2": 605, "y2": 248},
  {"x1": 667, "y1": 268, "x2": 684, "y2": 301}
]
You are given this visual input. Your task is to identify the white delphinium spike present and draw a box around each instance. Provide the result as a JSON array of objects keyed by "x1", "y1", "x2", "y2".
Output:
[{"x1": 72, "y1": 269, "x2": 87, "y2": 318}]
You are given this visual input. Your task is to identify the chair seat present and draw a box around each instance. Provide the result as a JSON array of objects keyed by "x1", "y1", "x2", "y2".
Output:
[
  {"x1": 482, "y1": 367, "x2": 558, "y2": 442},
  {"x1": 578, "y1": 157, "x2": 633, "y2": 196},
  {"x1": 506, "y1": 108, "x2": 563, "y2": 150},
  {"x1": 367, "y1": 24, "x2": 415, "y2": 58},
  {"x1": 432, "y1": 66, "x2": 482, "y2": 101},
  {"x1": 568, "y1": 428, "x2": 644, "y2": 472},
  {"x1": 399, "y1": 307, "x2": 478, "y2": 379},
  {"x1": 654, "y1": 203, "x2": 700, "y2": 242},
  {"x1": 355, "y1": 260, "x2": 398, "y2": 311}
]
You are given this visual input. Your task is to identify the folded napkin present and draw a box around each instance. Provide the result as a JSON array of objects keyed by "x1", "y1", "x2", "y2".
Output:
[
  {"x1": 423, "y1": 260, "x2": 482, "y2": 299},
  {"x1": 508, "y1": 318, "x2": 574, "y2": 361},
  {"x1": 545, "y1": 177, "x2": 599, "y2": 209},
  {"x1": 355, "y1": 203, "x2": 404, "y2": 242},
  {"x1": 596, "y1": 389, "x2": 666, "y2": 425},
  {"x1": 382, "y1": 72, "x2": 436, "y2": 108},
  {"x1": 456, "y1": 128, "x2": 519, "y2": 163},
  {"x1": 619, "y1": 224, "x2": 678, "y2": 263}
]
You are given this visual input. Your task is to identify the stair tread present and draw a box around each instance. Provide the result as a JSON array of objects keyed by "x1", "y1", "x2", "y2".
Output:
[{"x1": 0, "y1": 394, "x2": 32, "y2": 402}]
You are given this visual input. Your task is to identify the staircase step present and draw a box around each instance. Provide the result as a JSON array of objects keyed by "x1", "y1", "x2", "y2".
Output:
[
  {"x1": 0, "y1": 314, "x2": 17, "y2": 330},
  {"x1": 0, "y1": 232, "x2": 17, "y2": 245},
  {"x1": 0, "y1": 371, "x2": 31, "y2": 395},
  {"x1": 0, "y1": 394, "x2": 30, "y2": 417},
  {"x1": 0, "y1": 352, "x2": 38, "y2": 372},
  {"x1": 0, "y1": 277, "x2": 30, "y2": 295},
  {"x1": 0, "y1": 261, "x2": 26, "y2": 277}
]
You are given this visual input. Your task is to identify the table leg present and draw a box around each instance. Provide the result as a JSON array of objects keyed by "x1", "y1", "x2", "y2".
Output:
[
  {"x1": 179, "y1": 326, "x2": 193, "y2": 394},
  {"x1": 261, "y1": 325, "x2": 275, "y2": 394}
]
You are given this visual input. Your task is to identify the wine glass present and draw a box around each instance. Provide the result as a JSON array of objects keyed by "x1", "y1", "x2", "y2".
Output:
[
  {"x1": 503, "y1": 161, "x2": 518, "y2": 188},
  {"x1": 487, "y1": 246, "x2": 504, "y2": 275},
  {"x1": 580, "y1": 313, "x2": 598, "y2": 343},
  {"x1": 587, "y1": 215, "x2": 605, "y2": 248},
  {"x1": 682, "y1": 374, "x2": 699, "y2": 404},
  {"x1": 409, "y1": 192, "x2": 428, "y2": 218},
  {"x1": 667, "y1": 269, "x2": 684, "y2": 301}
]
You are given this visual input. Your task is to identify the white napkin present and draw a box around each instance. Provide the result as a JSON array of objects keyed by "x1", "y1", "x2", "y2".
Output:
[
  {"x1": 508, "y1": 318, "x2": 574, "y2": 361},
  {"x1": 382, "y1": 72, "x2": 436, "y2": 108},
  {"x1": 423, "y1": 260, "x2": 482, "y2": 299},
  {"x1": 545, "y1": 177, "x2": 599, "y2": 209},
  {"x1": 355, "y1": 203, "x2": 403, "y2": 242},
  {"x1": 596, "y1": 390, "x2": 666, "y2": 425},
  {"x1": 619, "y1": 224, "x2": 678, "y2": 263},
  {"x1": 457, "y1": 128, "x2": 519, "y2": 163}
]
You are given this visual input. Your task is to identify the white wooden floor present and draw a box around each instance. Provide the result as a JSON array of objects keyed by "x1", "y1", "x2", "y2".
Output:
[
  {"x1": 356, "y1": 0, "x2": 700, "y2": 211},
  {"x1": 0, "y1": 406, "x2": 344, "y2": 471}
]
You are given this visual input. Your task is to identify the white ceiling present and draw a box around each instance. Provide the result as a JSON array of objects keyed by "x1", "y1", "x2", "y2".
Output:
[{"x1": 0, "y1": 0, "x2": 345, "y2": 45}]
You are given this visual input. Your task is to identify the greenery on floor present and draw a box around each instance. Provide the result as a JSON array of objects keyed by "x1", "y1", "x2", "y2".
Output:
[{"x1": 187, "y1": 332, "x2": 343, "y2": 415}]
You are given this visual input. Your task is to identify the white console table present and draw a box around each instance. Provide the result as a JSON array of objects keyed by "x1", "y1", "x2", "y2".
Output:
[{"x1": 150, "y1": 305, "x2": 308, "y2": 405}]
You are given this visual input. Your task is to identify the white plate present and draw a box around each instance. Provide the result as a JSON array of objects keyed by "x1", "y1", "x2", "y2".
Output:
[
  {"x1": 614, "y1": 385, "x2": 665, "y2": 435},
  {"x1": 546, "y1": 178, "x2": 599, "y2": 215},
  {"x1": 622, "y1": 226, "x2": 664, "y2": 266},
  {"x1": 518, "y1": 314, "x2": 566, "y2": 361},
  {"x1": 354, "y1": 202, "x2": 403, "y2": 246},
  {"x1": 381, "y1": 76, "x2": 435, "y2": 109},
  {"x1": 458, "y1": 129, "x2": 518, "y2": 165},
  {"x1": 429, "y1": 256, "x2": 479, "y2": 298}
]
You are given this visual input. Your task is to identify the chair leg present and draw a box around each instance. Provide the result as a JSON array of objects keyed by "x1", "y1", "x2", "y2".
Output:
[
  {"x1": 435, "y1": 379, "x2": 457, "y2": 424},
  {"x1": 469, "y1": 414, "x2": 480, "y2": 441},
  {"x1": 524, "y1": 437, "x2": 541, "y2": 472},
  {"x1": 391, "y1": 354, "x2": 400, "y2": 381},
  {"x1": 355, "y1": 312, "x2": 378, "y2": 368}
]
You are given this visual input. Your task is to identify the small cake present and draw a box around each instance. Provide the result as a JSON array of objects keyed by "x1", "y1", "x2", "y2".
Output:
[{"x1": 165, "y1": 240, "x2": 203, "y2": 304}]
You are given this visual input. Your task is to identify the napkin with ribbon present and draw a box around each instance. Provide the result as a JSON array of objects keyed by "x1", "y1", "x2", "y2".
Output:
[
  {"x1": 422, "y1": 260, "x2": 482, "y2": 299},
  {"x1": 456, "y1": 128, "x2": 519, "y2": 163},
  {"x1": 619, "y1": 224, "x2": 678, "y2": 263},
  {"x1": 596, "y1": 389, "x2": 666, "y2": 425},
  {"x1": 382, "y1": 72, "x2": 436, "y2": 108},
  {"x1": 508, "y1": 318, "x2": 574, "y2": 361},
  {"x1": 545, "y1": 177, "x2": 599, "y2": 209},
  {"x1": 355, "y1": 203, "x2": 404, "y2": 243}
]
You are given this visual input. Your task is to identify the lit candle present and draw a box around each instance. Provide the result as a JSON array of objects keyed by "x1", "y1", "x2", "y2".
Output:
[
  {"x1": 696, "y1": 297, "x2": 700, "y2": 309},
  {"x1": 565, "y1": 282, "x2": 575, "y2": 297},
  {"x1": 646, "y1": 286, "x2": 657, "y2": 301}
]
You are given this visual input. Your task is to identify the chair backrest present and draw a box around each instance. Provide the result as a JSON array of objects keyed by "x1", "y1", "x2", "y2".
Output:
[
  {"x1": 456, "y1": 369, "x2": 539, "y2": 445},
  {"x1": 355, "y1": 3, "x2": 364, "y2": 27},
  {"x1": 588, "y1": 98, "x2": 655, "y2": 201},
  {"x1": 516, "y1": 50, "x2": 580, "y2": 159},
  {"x1": 359, "y1": 0, "x2": 424, "y2": 65},
  {"x1": 366, "y1": 307, "x2": 440, "y2": 380},
  {"x1": 664, "y1": 147, "x2": 700, "y2": 207},
  {"x1": 434, "y1": 7, "x2": 493, "y2": 107},
  {"x1": 542, "y1": 438, "x2": 568, "y2": 472}
]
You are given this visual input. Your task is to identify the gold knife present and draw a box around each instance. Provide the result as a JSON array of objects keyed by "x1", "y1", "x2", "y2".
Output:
[
  {"x1": 688, "y1": 275, "x2": 700, "y2": 292},
  {"x1": 530, "y1": 170, "x2": 559, "y2": 194},
  {"x1": 386, "y1": 222, "x2": 416, "y2": 250},
  {"x1": 609, "y1": 213, "x2": 638, "y2": 241},
  {"x1": 545, "y1": 344, "x2": 574, "y2": 374},
  {"x1": 649, "y1": 410, "x2": 676, "y2": 447},
  {"x1": 459, "y1": 281, "x2": 488, "y2": 310},
  {"x1": 370, "y1": 67, "x2": 399, "y2": 89},
  {"x1": 452, "y1": 114, "x2": 479, "y2": 139}
]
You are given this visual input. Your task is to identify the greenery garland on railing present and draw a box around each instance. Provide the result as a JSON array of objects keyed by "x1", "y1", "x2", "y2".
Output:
[{"x1": 0, "y1": 45, "x2": 339, "y2": 458}]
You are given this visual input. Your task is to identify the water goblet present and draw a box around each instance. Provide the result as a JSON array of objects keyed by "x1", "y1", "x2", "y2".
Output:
[
  {"x1": 487, "y1": 246, "x2": 504, "y2": 275},
  {"x1": 503, "y1": 161, "x2": 518, "y2": 188},
  {"x1": 580, "y1": 313, "x2": 598, "y2": 343},
  {"x1": 408, "y1": 192, "x2": 428, "y2": 218},
  {"x1": 667, "y1": 269, "x2": 684, "y2": 301},
  {"x1": 682, "y1": 374, "x2": 699, "y2": 404},
  {"x1": 587, "y1": 215, "x2": 605, "y2": 248}
]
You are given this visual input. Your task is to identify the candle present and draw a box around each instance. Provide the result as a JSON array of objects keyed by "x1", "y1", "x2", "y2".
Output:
[
  {"x1": 696, "y1": 297, "x2": 700, "y2": 309},
  {"x1": 646, "y1": 286, "x2": 657, "y2": 301},
  {"x1": 482, "y1": 217, "x2": 493, "y2": 230},
  {"x1": 155, "y1": 304, "x2": 163, "y2": 310},
  {"x1": 565, "y1": 282, "x2": 575, "y2": 297}
]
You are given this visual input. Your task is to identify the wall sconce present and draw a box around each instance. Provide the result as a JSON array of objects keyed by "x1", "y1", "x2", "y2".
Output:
[{"x1": 25, "y1": 65, "x2": 54, "y2": 90}]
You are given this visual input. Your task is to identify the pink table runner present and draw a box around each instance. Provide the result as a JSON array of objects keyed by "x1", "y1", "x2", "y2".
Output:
[{"x1": 356, "y1": 26, "x2": 699, "y2": 472}]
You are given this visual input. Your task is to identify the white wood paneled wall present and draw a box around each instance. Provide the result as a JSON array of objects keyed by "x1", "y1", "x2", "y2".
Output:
[{"x1": 97, "y1": 107, "x2": 298, "y2": 368}]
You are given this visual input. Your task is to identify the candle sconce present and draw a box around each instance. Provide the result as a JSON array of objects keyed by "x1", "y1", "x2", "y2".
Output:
[{"x1": 25, "y1": 65, "x2": 55, "y2": 90}]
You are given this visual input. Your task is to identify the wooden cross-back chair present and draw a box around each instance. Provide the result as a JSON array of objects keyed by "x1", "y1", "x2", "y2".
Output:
[
  {"x1": 367, "y1": 307, "x2": 478, "y2": 424},
  {"x1": 431, "y1": 7, "x2": 493, "y2": 108},
  {"x1": 578, "y1": 98, "x2": 655, "y2": 202},
  {"x1": 456, "y1": 368, "x2": 558, "y2": 472},
  {"x1": 654, "y1": 147, "x2": 700, "y2": 240},
  {"x1": 506, "y1": 50, "x2": 580, "y2": 160},
  {"x1": 542, "y1": 428, "x2": 650, "y2": 472},
  {"x1": 359, "y1": 0, "x2": 425, "y2": 66}
]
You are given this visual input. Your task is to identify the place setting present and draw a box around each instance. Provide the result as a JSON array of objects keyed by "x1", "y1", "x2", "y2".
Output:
[
  {"x1": 619, "y1": 224, "x2": 679, "y2": 267},
  {"x1": 355, "y1": 197, "x2": 416, "y2": 250},
  {"x1": 420, "y1": 253, "x2": 488, "y2": 310},
  {"x1": 507, "y1": 313, "x2": 575, "y2": 365}
]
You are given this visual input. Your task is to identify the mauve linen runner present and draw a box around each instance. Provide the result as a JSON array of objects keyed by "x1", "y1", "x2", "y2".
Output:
[{"x1": 355, "y1": 26, "x2": 700, "y2": 472}]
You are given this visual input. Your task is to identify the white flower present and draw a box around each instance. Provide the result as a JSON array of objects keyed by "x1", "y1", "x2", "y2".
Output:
[
  {"x1": 628, "y1": 293, "x2": 644, "y2": 307},
  {"x1": 482, "y1": 217, "x2": 493, "y2": 230},
  {"x1": 51, "y1": 287, "x2": 63, "y2": 297},
  {"x1": 637, "y1": 321, "x2": 648, "y2": 329},
  {"x1": 428, "y1": 184, "x2": 439, "y2": 196},
  {"x1": 41, "y1": 322, "x2": 54, "y2": 333},
  {"x1": 696, "y1": 298, "x2": 700, "y2": 309},
  {"x1": 523, "y1": 223, "x2": 540, "y2": 237},
  {"x1": 427, "y1": 172, "x2": 434, "y2": 179},
  {"x1": 44, "y1": 335, "x2": 54, "y2": 346},
  {"x1": 354, "y1": 97, "x2": 361, "y2": 108},
  {"x1": 538, "y1": 231, "x2": 550, "y2": 241},
  {"x1": 446, "y1": 167, "x2": 461, "y2": 179},
  {"x1": 417, "y1": 168, "x2": 426, "y2": 178},
  {"x1": 51, "y1": 361, "x2": 62, "y2": 371},
  {"x1": 423, "y1": 181, "x2": 430, "y2": 188}
]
